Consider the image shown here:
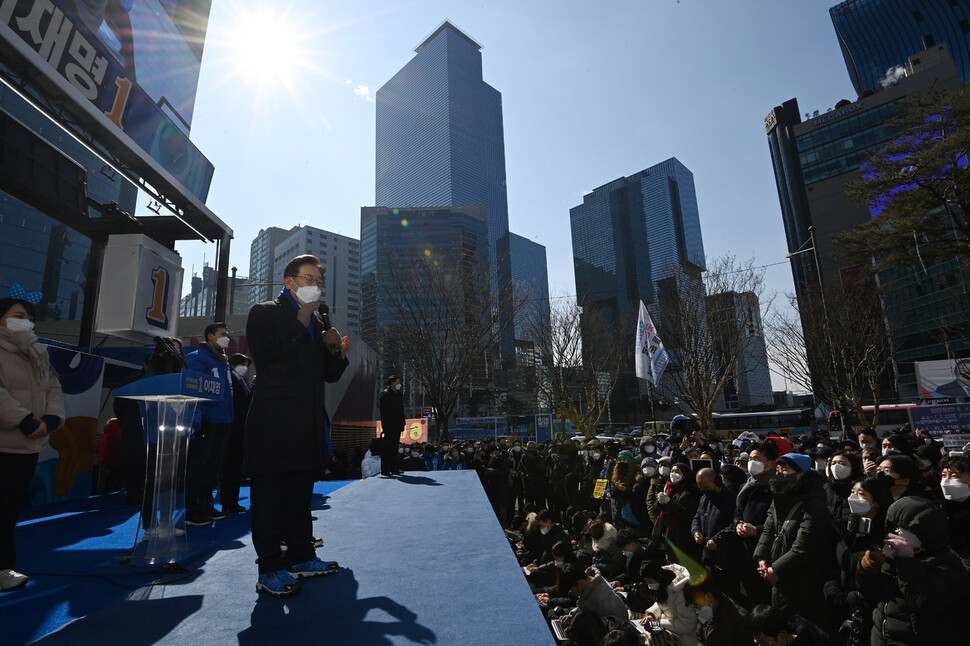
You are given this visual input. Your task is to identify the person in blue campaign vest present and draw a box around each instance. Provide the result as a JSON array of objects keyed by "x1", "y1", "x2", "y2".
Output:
[
  {"x1": 245, "y1": 254, "x2": 350, "y2": 597},
  {"x1": 183, "y1": 322, "x2": 234, "y2": 526}
]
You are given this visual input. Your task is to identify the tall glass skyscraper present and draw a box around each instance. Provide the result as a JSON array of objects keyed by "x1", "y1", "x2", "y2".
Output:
[
  {"x1": 830, "y1": 0, "x2": 970, "y2": 94},
  {"x1": 509, "y1": 233, "x2": 550, "y2": 348},
  {"x1": 375, "y1": 20, "x2": 516, "y2": 362},
  {"x1": 570, "y1": 157, "x2": 706, "y2": 327},
  {"x1": 766, "y1": 46, "x2": 968, "y2": 398}
]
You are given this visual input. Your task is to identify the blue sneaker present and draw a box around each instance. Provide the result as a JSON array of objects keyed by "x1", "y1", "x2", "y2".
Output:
[
  {"x1": 256, "y1": 569, "x2": 300, "y2": 596},
  {"x1": 288, "y1": 558, "x2": 339, "y2": 578}
]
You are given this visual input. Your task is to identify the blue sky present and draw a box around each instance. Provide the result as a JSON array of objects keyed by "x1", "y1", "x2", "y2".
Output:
[{"x1": 175, "y1": 0, "x2": 858, "y2": 387}]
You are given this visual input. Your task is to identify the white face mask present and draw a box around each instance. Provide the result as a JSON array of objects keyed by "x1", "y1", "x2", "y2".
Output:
[
  {"x1": 941, "y1": 478, "x2": 970, "y2": 502},
  {"x1": 747, "y1": 460, "x2": 765, "y2": 477},
  {"x1": 659, "y1": 466, "x2": 671, "y2": 477},
  {"x1": 554, "y1": 560, "x2": 564, "y2": 569},
  {"x1": 295, "y1": 284, "x2": 321, "y2": 304},
  {"x1": 860, "y1": 442, "x2": 875, "y2": 451},
  {"x1": 540, "y1": 526, "x2": 551, "y2": 535},
  {"x1": 394, "y1": 383, "x2": 402, "y2": 391},
  {"x1": 5, "y1": 317, "x2": 33, "y2": 333},
  {"x1": 233, "y1": 365, "x2": 248, "y2": 377},
  {"x1": 398, "y1": 448, "x2": 404, "y2": 454},
  {"x1": 646, "y1": 582, "x2": 660, "y2": 591},
  {"x1": 642, "y1": 467, "x2": 657, "y2": 477},
  {"x1": 847, "y1": 493, "x2": 871, "y2": 516},
  {"x1": 411, "y1": 451, "x2": 421, "y2": 458},
  {"x1": 669, "y1": 472, "x2": 683, "y2": 484},
  {"x1": 513, "y1": 446, "x2": 522, "y2": 452},
  {"x1": 592, "y1": 452, "x2": 602, "y2": 461},
  {"x1": 643, "y1": 445, "x2": 655, "y2": 454},
  {"x1": 882, "y1": 447, "x2": 893, "y2": 457},
  {"x1": 215, "y1": 336, "x2": 230, "y2": 349},
  {"x1": 831, "y1": 463, "x2": 852, "y2": 481}
]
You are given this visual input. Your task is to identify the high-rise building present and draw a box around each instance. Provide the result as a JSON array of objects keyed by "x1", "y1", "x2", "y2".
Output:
[
  {"x1": 360, "y1": 206, "x2": 490, "y2": 402},
  {"x1": 249, "y1": 226, "x2": 295, "y2": 306},
  {"x1": 570, "y1": 157, "x2": 706, "y2": 327},
  {"x1": 830, "y1": 0, "x2": 970, "y2": 95},
  {"x1": 570, "y1": 158, "x2": 707, "y2": 419},
  {"x1": 705, "y1": 291, "x2": 774, "y2": 410},
  {"x1": 509, "y1": 233, "x2": 551, "y2": 349},
  {"x1": 375, "y1": 20, "x2": 514, "y2": 361},
  {"x1": 766, "y1": 45, "x2": 969, "y2": 399}
]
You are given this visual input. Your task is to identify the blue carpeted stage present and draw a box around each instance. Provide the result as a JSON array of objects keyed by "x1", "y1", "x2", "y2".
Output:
[{"x1": 2, "y1": 470, "x2": 555, "y2": 646}]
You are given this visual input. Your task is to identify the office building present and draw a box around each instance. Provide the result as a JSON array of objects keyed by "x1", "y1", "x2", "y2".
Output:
[
  {"x1": 179, "y1": 264, "x2": 251, "y2": 318},
  {"x1": 830, "y1": 0, "x2": 970, "y2": 95},
  {"x1": 248, "y1": 226, "x2": 294, "y2": 306},
  {"x1": 705, "y1": 291, "x2": 773, "y2": 410},
  {"x1": 766, "y1": 44, "x2": 969, "y2": 399},
  {"x1": 570, "y1": 157, "x2": 706, "y2": 327},
  {"x1": 375, "y1": 21, "x2": 515, "y2": 362},
  {"x1": 570, "y1": 158, "x2": 707, "y2": 419},
  {"x1": 509, "y1": 233, "x2": 551, "y2": 350},
  {"x1": 360, "y1": 205, "x2": 490, "y2": 402}
]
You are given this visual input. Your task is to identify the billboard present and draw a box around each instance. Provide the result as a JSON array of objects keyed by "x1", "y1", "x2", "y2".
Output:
[
  {"x1": 0, "y1": 0, "x2": 214, "y2": 200},
  {"x1": 375, "y1": 418, "x2": 428, "y2": 444},
  {"x1": 914, "y1": 359, "x2": 970, "y2": 400},
  {"x1": 908, "y1": 403, "x2": 970, "y2": 437}
]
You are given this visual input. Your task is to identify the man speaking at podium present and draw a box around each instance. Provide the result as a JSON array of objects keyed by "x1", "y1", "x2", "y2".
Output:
[{"x1": 245, "y1": 254, "x2": 350, "y2": 596}]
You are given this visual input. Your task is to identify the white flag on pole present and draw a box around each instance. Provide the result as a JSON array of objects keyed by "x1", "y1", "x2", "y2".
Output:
[{"x1": 635, "y1": 301, "x2": 669, "y2": 387}]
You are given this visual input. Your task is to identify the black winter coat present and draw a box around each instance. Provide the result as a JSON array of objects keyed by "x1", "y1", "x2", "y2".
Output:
[
  {"x1": 753, "y1": 470, "x2": 835, "y2": 629},
  {"x1": 733, "y1": 473, "x2": 777, "y2": 557},
  {"x1": 244, "y1": 296, "x2": 349, "y2": 475},
  {"x1": 378, "y1": 387, "x2": 405, "y2": 437},
  {"x1": 857, "y1": 496, "x2": 968, "y2": 646}
]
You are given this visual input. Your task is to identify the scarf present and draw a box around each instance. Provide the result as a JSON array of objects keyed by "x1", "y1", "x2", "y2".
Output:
[{"x1": 0, "y1": 325, "x2": 49, "y2": 372}]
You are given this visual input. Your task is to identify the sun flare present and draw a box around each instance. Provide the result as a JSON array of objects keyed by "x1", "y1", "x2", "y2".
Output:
[{"x1": 222, "y1": 5, "x2": 309, "y2": 90}]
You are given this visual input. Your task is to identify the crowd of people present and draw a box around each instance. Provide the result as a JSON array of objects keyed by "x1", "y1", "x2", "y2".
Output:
[{"x1": 363, "y1": 426, "x2": 970, "y2": 645}]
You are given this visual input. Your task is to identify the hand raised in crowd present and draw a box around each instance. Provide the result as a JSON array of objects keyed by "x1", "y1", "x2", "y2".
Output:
[
  {"x1": 656, "y1": 491, "x2": 669, "y2": 505},
  {"x1": 885, "y1": 533, "x2": 916, "y2": 558},
  {"x1": 694, "y1": 531, "x2": 705, "y2": 544},
  {"x1": 706, "y1": 539, "x2": 717, "y2": 551}
]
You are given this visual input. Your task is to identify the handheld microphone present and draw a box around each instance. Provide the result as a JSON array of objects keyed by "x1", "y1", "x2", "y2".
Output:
[{"x1": 317, "y1": 303, "x2": 332, "y2": 331}]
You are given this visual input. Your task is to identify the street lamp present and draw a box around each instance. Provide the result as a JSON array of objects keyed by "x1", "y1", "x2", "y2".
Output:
[{"x1": 785, "y1": 226, "x2": 823, "y2": 292}]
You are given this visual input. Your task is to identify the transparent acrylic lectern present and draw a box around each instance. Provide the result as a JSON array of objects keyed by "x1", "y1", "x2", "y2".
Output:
[{"x1": 114, "y1": 371, "x2": 216, "y2": 566}]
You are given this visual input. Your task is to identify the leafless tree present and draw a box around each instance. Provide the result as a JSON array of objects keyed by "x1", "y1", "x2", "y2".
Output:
[
  {"x1": 380, "y1": 253, "x2": 525, "y2": 440},
  {"x1": 766, "y1": 270, "x2": 899, "y2": 435},
  {"x1": 524, "y1": 295, "x2": 630, "y2": 437},
  {"x1": 655, "y1": 256, "x2": 772, "y2": 432}
]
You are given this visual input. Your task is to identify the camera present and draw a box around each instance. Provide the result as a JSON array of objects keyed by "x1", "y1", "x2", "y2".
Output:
[{"x1": 846, "y1": 514, "x2": 872, "y2": 535}]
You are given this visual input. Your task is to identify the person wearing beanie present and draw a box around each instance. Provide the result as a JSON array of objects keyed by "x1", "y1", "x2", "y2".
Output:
[
  {"x1": 857, "y1": 496, "x2": 967, "y2": 645},
  {"x1": 753, "y1": 450, "x2": 834, "y2": 631}
]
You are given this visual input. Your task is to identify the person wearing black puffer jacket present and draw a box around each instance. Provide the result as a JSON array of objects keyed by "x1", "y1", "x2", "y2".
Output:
[
  {"x1": 753, "y1": 452, "x2": 835, "y2": 632},
  {"x1": 733, "y1": 441, "x2": 778, "y2": 607},
  {"x1": 856, "y1": 495, "x2": 967, "y2": 646}
]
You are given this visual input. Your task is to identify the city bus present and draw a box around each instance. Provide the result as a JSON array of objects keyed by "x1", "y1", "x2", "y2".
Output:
[
  {"x1": 671, "y1": 408, "x2": 814, "y2": 439},
  {"x1": 827, "y1": 403, "x2": 920, "y2": 436}
]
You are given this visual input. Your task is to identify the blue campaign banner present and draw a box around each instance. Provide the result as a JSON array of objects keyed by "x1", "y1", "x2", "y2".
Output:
[
  {"x1": 114, "y1": 370, "x2": 218, "y2": 401},
  {"x1": 907, "y1": 403, "x2": 970, "y2": 437},
  {"x1": 536, "y1": 414, "x2": 552, "y2": 443},
  {"x1": 0, "y1": 0, "x2": 214, "y2": 200}
]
